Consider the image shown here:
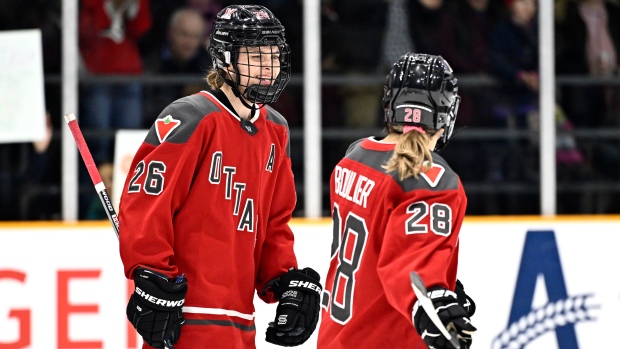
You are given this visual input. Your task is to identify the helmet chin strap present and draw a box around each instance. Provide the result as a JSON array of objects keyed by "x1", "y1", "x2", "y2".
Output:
[
  {"x1": 220, "y1": 71, "x2": 259, "y2": 117},
  {"x1": 229, "y1": 82, "x2": 253, "y2": 108}
]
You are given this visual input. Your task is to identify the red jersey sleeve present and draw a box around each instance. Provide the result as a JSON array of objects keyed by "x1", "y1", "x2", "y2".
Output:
[
  {"x1": 376, "y1": 184, "x2": 466, "y2": 325},
  {"x1": 119, "y1": 102, "x2": 205, "y2": 279}
]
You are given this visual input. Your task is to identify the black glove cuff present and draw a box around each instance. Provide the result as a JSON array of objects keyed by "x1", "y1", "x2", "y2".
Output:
[
  {"x1": 455, "y1": 279, "x2": 476, "y2": 317},
  {"x1": 133, "y1": 267, "x2": 187, "y2": 312},
  {"x1": 273, "y1": 268, "x2": 322, "y2": 300}
]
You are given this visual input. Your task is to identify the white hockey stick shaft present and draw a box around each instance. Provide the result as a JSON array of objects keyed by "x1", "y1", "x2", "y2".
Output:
[
  {"x1": 64, "y1": 113, "x2": 120, "y2": 238},
  {"x1": 410, "y1": 271, "x2": 460, "y2": 349}
]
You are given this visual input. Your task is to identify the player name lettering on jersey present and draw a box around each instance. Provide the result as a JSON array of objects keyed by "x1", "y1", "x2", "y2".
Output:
[{"x1": 333, "y1": 165, "x2": 375, "y2": 208}]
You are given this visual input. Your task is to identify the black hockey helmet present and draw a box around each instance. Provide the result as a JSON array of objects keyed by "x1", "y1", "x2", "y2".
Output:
[
  {"x1": 208, "y1": 5, "x2": 291, "y2": 107},
  {"x1": 383, "y1": 53, "x2": 460, "y2": 151}
]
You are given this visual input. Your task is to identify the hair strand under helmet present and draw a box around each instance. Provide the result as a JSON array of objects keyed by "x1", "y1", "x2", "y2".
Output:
[
  {"x1": 208, "y1": 5, "x2": 291, "y2": 108},
  {"x1": 383, "y1": 53, "x2": 460, "y2": 151}
]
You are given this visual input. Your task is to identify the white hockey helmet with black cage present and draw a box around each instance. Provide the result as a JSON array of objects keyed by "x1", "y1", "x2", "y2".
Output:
[
  {"x1": 209, "y1": 5, "x2": 291, "y2": 107},
  {"x1": 383, "y1": 53, "x2": 460, "y2": 151}
]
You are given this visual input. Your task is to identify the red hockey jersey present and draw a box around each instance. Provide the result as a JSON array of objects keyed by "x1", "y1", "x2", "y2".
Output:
[
  {"x1": 119, "y1": 91, "x2": 298, "y2": 348},
  {"x1": 317, "y1": 137, "x2": 467, "y2": 349}
]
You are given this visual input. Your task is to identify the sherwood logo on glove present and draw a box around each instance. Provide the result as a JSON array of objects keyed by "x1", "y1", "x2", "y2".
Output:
[
  {"x1": 135, "y1": 287, "x2": 185, "y2": 307},
  {"x1": 289, "y1": 280, "x2": 322, "y2": 293},
  {"x1": 427, "y1": 289, "x2": 457, "y2": 300}
]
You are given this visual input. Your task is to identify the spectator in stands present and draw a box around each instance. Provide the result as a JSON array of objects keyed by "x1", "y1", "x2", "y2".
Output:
[
  {"x1": 490, "y1": 0, "x2": 539, "y2": 130},
  {"x1": 0, "y1": 0, "x2": 63, "y2": 220},
  {"x1": 20, "y1": 111, "x2": 62, "y2": 220},
  {"x1": 79, "y1": 0, "x2": 152, "y2": 164},
  {"x1": 163, "y1": 8, "x2": 207, "y2": 74},
  {"x1": 383, "y1": 0, "x2": 447, "y2": 72},
  {"x1": 556, "y1": 0, "x2": 620, "y2": 127},
  {"x1": 139, "y1": 0, "x2": 220, "y2": 56},
  {"x1": 486, "y1": 0, "x2": 587, "y2": 208},
  {"x1": 405, "y1": 0, "x2": 446, "y2": 56},
  {"x1": 78, "y1": 0, "x2": 151, "y2": 219},
  {"x1": 0, "y1": 111, "x2": 60, "y2": 220},
  {"x1": 187, "y1": 0, "x2": 222, "y2": 46},
  {"x1": 436, "y1": 0, "x2": 501, "y2": 127},
  {"x1": 409, "y1": 0, "x2": 503, "y2": 184},
  {"x1": 137, "y1": 1, "x2": 184, "y2": 60},
  {"x1": 484, "y1": 0, "x2": 539, "y2": 188},
  {"x1": 556, "y1": 0, "x2": 620, "y2": 212},
  {"x1": 142, "y1": 7, "x2": 209, "y2": 126},
  {"x1": 324, "y1": 0, "x2": 388, "y2": 128}
]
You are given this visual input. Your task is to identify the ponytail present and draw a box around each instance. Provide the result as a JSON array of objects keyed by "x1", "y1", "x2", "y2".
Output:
[
  {"x1": 382, "y1": 125, "x2": 436, "y2": 180},
  {"x1": 205, "y1": 69, "x2": 225, "y2": 90}
]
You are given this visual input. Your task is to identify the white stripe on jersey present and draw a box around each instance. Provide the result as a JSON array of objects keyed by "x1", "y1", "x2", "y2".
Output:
[{"x1": 183, "y1": 306, "x2": 255, "y2": 320}]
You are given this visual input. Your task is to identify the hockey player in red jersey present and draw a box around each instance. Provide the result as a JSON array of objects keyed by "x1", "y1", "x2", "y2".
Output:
[
  {"x1": 119, "y1": 5, "x2": 322, "y2": 348},
  {"x1": 317, "y1": 53, "x2": 477, "y2": 349}
]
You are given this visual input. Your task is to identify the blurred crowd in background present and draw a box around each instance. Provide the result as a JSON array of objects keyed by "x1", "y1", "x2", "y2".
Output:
[{"x1": 0, "y1": 0, "x2": 619, "y2": 220}]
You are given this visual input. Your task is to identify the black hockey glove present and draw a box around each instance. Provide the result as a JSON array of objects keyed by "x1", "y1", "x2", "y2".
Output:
[
  {"x1": 413, "y1": 287, "x2": 477, "y2": 349},
  {"x1": 455, "y1": 279, "x2": 476, "y2": 318},
  {"x1": 127, "y1": 267, "x2": 187, "y2": 348},
  {"x1": 266, "y1": 267, "x2": 322, "y2": 347}
]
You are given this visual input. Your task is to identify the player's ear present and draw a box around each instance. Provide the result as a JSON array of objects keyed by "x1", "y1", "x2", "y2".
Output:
[
  {"x1": 429, "y1": 128, "x2": 444, "y2": 149},
  {"x1": 431, "y1": 128, "x2": 444, "y2": 142}
]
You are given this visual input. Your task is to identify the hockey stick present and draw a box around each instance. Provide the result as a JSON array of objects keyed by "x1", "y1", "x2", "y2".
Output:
[
  {"x1": 64, "y1": 113, "x2": 176, "y2": 349},
  {"x1": 64, "y1": 113, "x2": 119, "y2": 238},
  {"x1": 410, "y1": 272, "x2": 460, "y2": 349}
]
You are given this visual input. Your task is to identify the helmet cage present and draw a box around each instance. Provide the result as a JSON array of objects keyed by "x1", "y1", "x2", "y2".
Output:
[
  {"x1": 209, "y1": 5, "x2": 291, "y2": 107},
  {"x1": 383, "y1": 53, "x2": 460, "y2": 150}
]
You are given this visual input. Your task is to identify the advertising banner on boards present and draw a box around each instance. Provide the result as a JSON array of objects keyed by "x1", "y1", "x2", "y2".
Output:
[{"x1": 0, "y1": 218, "x2": 616, "y2": 348}]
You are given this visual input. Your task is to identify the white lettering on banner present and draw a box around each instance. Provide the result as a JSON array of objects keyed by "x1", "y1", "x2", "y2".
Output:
[{"x1": 333, "y1": 165, "x2": 375, "y2": 208}]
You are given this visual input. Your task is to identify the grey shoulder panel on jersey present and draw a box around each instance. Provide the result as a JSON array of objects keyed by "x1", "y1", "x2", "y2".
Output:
[
  {"x1": 404, "y1": 152, "x2": 459, "y2": 192},
  {"x1": 346, "y1": 143, "x2": 460, "y2": 192},
  {"x1": 345, "y1": 140, "x2": 392, "y2": 172},
  {"x1": 345, "y1": 139, "x2": 365, "y2": 155},
  {"x1": 144, "y1": 94, "x2": 221, "y2": 145},
  {"x1": 265, "y1": 105, "x2": 291, "y2": 157}
]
